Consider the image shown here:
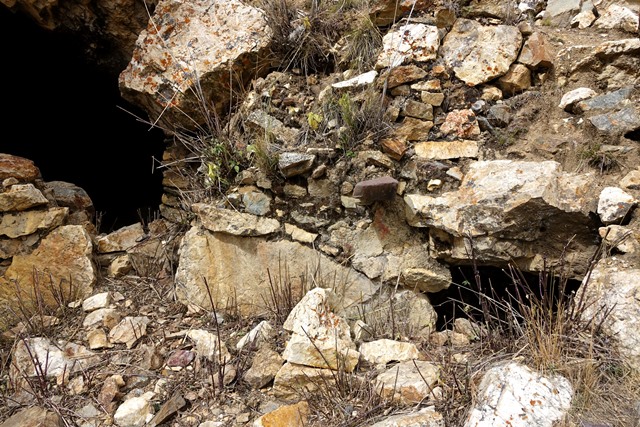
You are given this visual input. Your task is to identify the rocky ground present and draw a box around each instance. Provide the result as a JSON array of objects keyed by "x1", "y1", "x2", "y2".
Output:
[{"x1": 1, "y1": 0, "x2": 640, "y2": 426}]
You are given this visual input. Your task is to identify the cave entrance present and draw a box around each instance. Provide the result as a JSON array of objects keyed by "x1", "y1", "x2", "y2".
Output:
[
  {"x1": 429, "y1": 264, "x2": 583, "y2": 331},
  {"x1": 0, "y1": 7, "x2": 166, "y2": 233}
]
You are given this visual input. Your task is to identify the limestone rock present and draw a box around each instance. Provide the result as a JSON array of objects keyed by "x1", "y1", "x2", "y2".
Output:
[
  {"x1": 0, "y1": 406, "x2": 62, "y2": 427},
  {"x1": 175, "y1": 227, "x2": 379, "y2": 316},
  {"x1": 192, "y1": 203, "x2": 280, "y2": 236},
  {"x1": 244, "y1": 346, "x2": 283, "y2": 389},
  {"x1": 577, "y1": 258, "x2": 640, "y2": 371},
  {"x1": 0, "y1": 184, "x2": 48, "y2": 212},
  {"x1": 253, "y1": 401, "x2": 309, "y2": 427},
  {"x1": 114, "y1": 392, "x2": 155, "y2": 427},
  {"x1": 558, "y1": 87, "x2": 597, "y2": 112},
  {"x1": 0, "y1": 207, "x2": 68, "y2": 238},
  {"x1": 597, "y1": 186, "x2": 636, "y2": 225},
  {"x1": 0, "y1": 154, "x2": 41, "y2": 182},
  {"x1": 278, "y1": 153, "x2": 316, "y2": 178},
  {"x1": 518, "y1": 32, "x2": 554, "y2": 70},
  {"x1": 282, "y1": 288, "x2": 359, "y2": 371},
  {"x1": 359, "y1": 339, "x2": 421, "y2": 366},
  {"x1": 440, "y1": 109, "x2": 480, "y2": 139},
  {"x1": 440, "y1": 19, "x2": 522, "y2": 86},
  {"x1": 375, "y1": 360, "x2": 440, "y2": 404},
  {"x1": 594, "y1": 4, "x2": 639, "y2": 33},
  {"x1": 367, "y1": 407, "x2": 444, "y2": 427},
  {"x1": 119, "y1": 0, "x2": 271, "y2": 129},
  {"x1": 97, "y1": 222, "x2": 145, "y2": 253},
  {"x1": 404, "y1": 160, "x2": 598, "y2": 274},
  {"x1": 497, "y1": 63, "x2": 532, "y2": 97},
  {"x1": 464, "y1": 362, "x2": 573, "y2": 427},
  {"x1": 272, "y1": 362, "x2": 336, "y2": 401},
  {"x1": 375, "y1": 24, "x2": 439, "y2": 69},
  {"x1": 414, "y1": 140, "x2": 479, "y2": 160},
  {"x1": 109, "y1": 316, "x2": 150, "y2": 349},
  {"x1": 1, "y1": 225, "x2": 96, "y2": 327}
]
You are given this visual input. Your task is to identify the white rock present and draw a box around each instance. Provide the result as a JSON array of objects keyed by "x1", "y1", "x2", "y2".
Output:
[
  {"x1": 464, "y1": 362, "x2": 573, "y2": 427},
  {"x1": 597, "y1": 186, "x2": 636, "y2": 225},
  {"x1": 359, "y1": 339, "x2": 421, "y2": 366},
  {"x1": 376, "y1": 24, "x2": 440, "y2": 69},
  {"x1": 82, "y1": 292, "x2": 111, "y2": 312},
  {"x1": 113, "y1": 392, "x2": 155, "y2": 427},
  {"x1": 558, "y1": 87, "x2": 597, "y2": 111},
  {"x1": 332, "y1": 70, "x2": 377, "y2": 88}
]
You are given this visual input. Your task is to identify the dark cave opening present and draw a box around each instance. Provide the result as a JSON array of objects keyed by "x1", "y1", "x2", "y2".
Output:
[
  {"x1": 0, "y1": 7, "x2": 166, "y2": 233},
  {"x1": 429, "y1": 265, "x2": 583, "y2": 331}
]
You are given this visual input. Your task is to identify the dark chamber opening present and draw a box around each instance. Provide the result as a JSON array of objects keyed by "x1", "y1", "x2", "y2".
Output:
[
  {"x1": 0, "y1": 7, "x2": 165, "y2": 233},
  {"x1": 429, "y1": 265, "x2": 583, "y2": 331}
]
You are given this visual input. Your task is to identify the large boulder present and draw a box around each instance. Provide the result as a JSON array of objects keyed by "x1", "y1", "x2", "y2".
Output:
[
  {"x1": 404, "y1": 160, "x2": 600, "y2": 275},
  {"x1": 119, "y1": 0, "x2": 272, "y2": 130}
]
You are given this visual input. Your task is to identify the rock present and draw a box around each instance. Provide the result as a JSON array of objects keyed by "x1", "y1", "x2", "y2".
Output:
[
  {"x1": 359, "y1": 339, "x2": 421, "y2": 366},
  {"x1": 237, "y1": 320, "x2": 275, "y2": 350},
  {"x1": 175, "y1": 227, "x2": 379, "y2": 316},
  {"x1": 87, "y1": 328, "x2": 112, "y2": 350},
  {"x1": 571, "y1": 9, "x2": 597, "y2": 28},
  {"x1": 575, "y1": 86, "x2": 634, "y2": 114},
  {"x1": 380, "y1": 138, "x2": 408, "y2": 161},
  {"x1": 0, "y1": 207, "x2": 68, "y2": 238},
  {"x1": 82, "y1": 292, "x2": 112, "y2": 312},
  {"x1": 369, "y1": 0, "x2": 433, "y2": 26},
  {"x1": 517, "y1": 32, "x2": 554, "y2": 70},
  {"x1": 253, "y1": 401, "x2": 309, "y2": 427},
  {"x1": 332, "y1": 70, "x2": 378, "y2": 89},
  {"x1": 243, "y1": 191, "x2": 272, "y2": 216},
  {"x1": 109, "y1": 316, "x2": 150, "y2": 349},
  {"x1": 392, "y1": 117, "x2": 434, "y2": 141},
  {"x1": 378, "y1": 65, "x2": 427, "y2": 89},
  {"x1": 83, "y1": 308, "x2": 121, "y2": 329},
  {"x1": 44, "y1": 181, "x2": 94, "y2": 216},
  {"x1": 588, "y1": 106, "x2": 640, "y2": 136},
  {"x1": 440, "y1": 109, "x2": 481, "y2": 139},
  {"x1": 147, "y1": 392, "x2": 186, "y2": 427},
  {"x1": 0, "y1": 406, "x2": 62, "y2": 427},
  {"x1": 375, "y1": 360, "x2": 440, "y2": 404},
  {"x1": 620, "y1": 169, "x2": 640, "y2": 189},
  {"x1": 594, "y1": 4, "x2": 639, "y2": 34},
  {"x1": 352, "y1": 176, "x2": 399, "y2": 205},
  {"x1": 10, "y1": 337, "x2": 100, "y2": 384},
  {"x1": 404, "y1": 160, "x2": 598, "y2": 274},
  {"x1": 597, "y1": 187, "x2": 636, "y2": 225},
  {"x1": 402, "y1": 267, "x2": 451, "y2": 292},
  {"x1": 0, "y1": 184, "x2": 48, "y2": 212},
  {"x1": 375, "y1": 24, "x2": 439, "y2": 69},
  {"x1": 191, "y1": 203, "x2": 280, "y2": 236},
  {"x1": 284, "y1": 223, "x2": 318, "y2": 244},
  {"x1": 367, "y1": 407, "x2": 444, "y2": 426},
  {"x1": 246, "y1": 110, "x2": 299, "y2": 147},
  {"x1": 0, "y1": 225, "x2": 96, "y2": 328},
  {"x1": 545, "y1": 0, "x2": 582, "y2": 27},
  {"x1": 97, "y1": 222, "x2": 145, "y2": 253},
  {"x1": 599, "y1": 225, "x2": 639, "y2": 253},
  {"x1": 420, "y1": 91, "x2": 445, "y2": 106},
  {"x1": 0, "y1": 154, "x2": 41, "y2": 182},
  {"x1": 113, "y1": 392, "x2": 155, "y2": 427},
  {"x1": 272, "y1": 362, "x2": 336, "y2": 401},
  {"x1": 498, "y1": 63, "x2": 532, "y2": 97},
  {"x1": 278, "y1": 153, "x2": 316, "y2": 178},
  {"x1": 577, "y1": 258, "x2": 640, "y2": 371},
  {"x1": 440, "y1": 19, "x2": 522, "y2": 86},
  {"x1": 282, "y1": 288, "x2": 359, "y2": 371},
  {"x1": 558, "y1": 87, "x2": 597, "y2": 112},
  {"x1": 186, "y1": 329, "x2": 231, "y2": 362},
  {"x1": 414, "y1": 140, "x2": 479, "y2": 160},
  {"x1": 464, "y1": 362, "x2": 573, "y2": 426},
  {"x1": 402, "y1": 99, "x2": 433, "y2": 121},
  {"x1": 244, "y1": 346, "x2": 284, "y2": 389},
  {"x1": 119, "y1": 0, "x2": 271, "y2": 129}
]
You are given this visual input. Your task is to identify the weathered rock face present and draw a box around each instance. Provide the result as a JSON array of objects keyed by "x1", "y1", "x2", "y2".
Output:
[
  {"x1": 405, "y1": 160, "x2": 600, "y2": 274},
  {"x1": 174, "y1": 225, "x2": 380, "y2": 317},
  {"x1": 119, "y1": 0, "x2": 272, "y2": 130},
  {"x1": 577, "y1": 257, "x2": 640, "y2": 371},
  {"x1": 0, "y1": 154, "x2": 97, "y2": 330},
  {"x1": 464, "y1": 362, "x2": 573, "y2": 427},
  {"x1": 440, "y1": 19, "x2": 522, "y2": 86}
]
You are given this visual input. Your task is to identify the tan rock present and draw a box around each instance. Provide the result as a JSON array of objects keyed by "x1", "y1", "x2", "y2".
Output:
[{"x1": 498, "y1": 63, "x2": 532, "y2": 96}]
